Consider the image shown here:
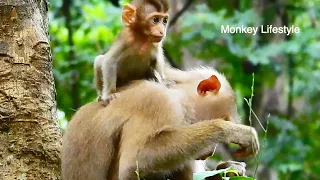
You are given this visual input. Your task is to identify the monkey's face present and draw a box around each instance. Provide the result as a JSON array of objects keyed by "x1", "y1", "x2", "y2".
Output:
[
  {"x1": 146, "y1": 13, "x2": 169, "y2": 42},
  {"x1": 122, "y1": 3, "x2": 169, "y2": 43}
]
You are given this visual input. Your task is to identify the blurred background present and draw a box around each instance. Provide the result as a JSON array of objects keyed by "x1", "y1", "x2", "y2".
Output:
[{"x1": 49, "y1": 0, "x2": 320, "y2": 179}]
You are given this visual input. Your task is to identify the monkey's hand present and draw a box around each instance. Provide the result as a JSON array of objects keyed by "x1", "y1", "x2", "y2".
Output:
[
  {"x1": 216, "y1": 161, "x2": 246, "y2": 177},
  {"x1": 101, "y1": 93, "x2": 120, "y2": 106},
  {"x1": 229, "y1": 126, "x2": 260, "y2": 158}
]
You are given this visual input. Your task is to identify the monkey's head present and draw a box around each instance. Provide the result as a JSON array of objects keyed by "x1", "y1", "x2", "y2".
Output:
[
  {"x1": 194, "y1": 74, "x2": 241, "y2": 123},
  {"x1": 174, "y1": 70, "x2": 241, "y2": 124},
  {"x1": 122, "y1": 0, "x2": 170, "y2": 43}
]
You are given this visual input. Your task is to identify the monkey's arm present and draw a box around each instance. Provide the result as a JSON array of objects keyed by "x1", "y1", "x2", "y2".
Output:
[
  {"x1": 94, "y1": 55, "x2": 105, "y2": 95},
  {"x1": 155, "y1": 53, "x2": 177, "y2": 87},
  {"x1": 136, "y1": 119, "x2": 259, "y2": 174},
  {"x1": 101, "y1": 56, "x2": 117, "y2": 96},
  {"x1": 155, "y1": 46, "x2": 166, "y2": 79},
  {"x1": 100, "y1": 43, "x2": 126, "y2": 102}
]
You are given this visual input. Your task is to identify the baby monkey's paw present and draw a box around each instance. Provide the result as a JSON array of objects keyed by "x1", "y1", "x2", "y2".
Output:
[
  {"x1": 101, "y1": 93, "x2": 120, "y2": 106},
  {"x1": 163, "y1": 79, "x2": 176, "y2": 88},
  {"x1": 216, "y1": 161, "x2": 246, "y2": 177}
]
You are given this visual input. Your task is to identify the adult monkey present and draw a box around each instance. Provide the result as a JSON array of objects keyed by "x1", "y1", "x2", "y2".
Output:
[{"x1": 62, "y1": 67, "x2": 259, "y2": 180}]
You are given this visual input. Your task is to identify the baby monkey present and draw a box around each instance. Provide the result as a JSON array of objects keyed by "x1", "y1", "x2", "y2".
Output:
[{"x1": 94, "y1": 0, "x2": 170, "y2": 104}]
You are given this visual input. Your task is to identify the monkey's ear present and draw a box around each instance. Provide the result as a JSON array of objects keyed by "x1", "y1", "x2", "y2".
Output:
[
  {"x1": 122, "y1": 4, "x2": 136, "y2": 26},
  {"x1": 197, "y1": 75, "x2": 221, "y2": 96}
]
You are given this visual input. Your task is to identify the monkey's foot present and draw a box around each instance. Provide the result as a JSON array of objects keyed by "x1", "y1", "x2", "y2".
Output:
[
  {"x1": 97, "y1": 95, "x2": 102, "y2": 102},
  {"x1": 163, "y1": 79, "x2": 176, "y2": 88},
  {"x1": 101, "y1": 93, "x2": 120, "y2": 106}
]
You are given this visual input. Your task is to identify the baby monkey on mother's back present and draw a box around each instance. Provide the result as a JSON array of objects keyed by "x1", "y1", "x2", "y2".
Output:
[{"x1": 94, "y1": 0, "x2": 170, "y2": 104}]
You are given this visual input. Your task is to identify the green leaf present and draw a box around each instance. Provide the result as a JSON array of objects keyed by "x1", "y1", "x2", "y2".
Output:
[
  {"x1": 193, "y1": 168, "x2": 230, "y2": 180},
  {"x1": 193, "y1": 168, "x2": 256, "y2": 180}
]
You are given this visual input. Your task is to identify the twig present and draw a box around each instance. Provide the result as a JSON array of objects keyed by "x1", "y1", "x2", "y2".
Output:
[
  {"x1": 108, "y1": 0, "x2": 120, "y2": 7},
  {"x1": 165, "y1": 0, "x2": 195, "y2": 69},
  {"x1": 244, "y1": 98, "x2": 266, "y2": 132},
  {"x1": 211, "y1": 144, "x2": 218, "y2": 156},
  {"x1": 254, "y1": 117, "x2": 269, "y2": 177},
  {"x1": 244, "y1": 73, "x2": 269, "y2": 178},
  {"x1": 163, "y1": 47, "x2": 180, "y2": 68},
  {"x1": 135, "y1": 161, "x2": 141, "y2": 180},
  {"x1": 169, "y1": 0, "x2": 194, "y2": 28},
  {"x1": 247, "y1": 73, "x2": 255, "y2": 128}
]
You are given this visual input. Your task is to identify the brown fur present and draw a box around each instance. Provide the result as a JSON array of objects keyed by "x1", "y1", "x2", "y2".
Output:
[
  {"x1": 94, "y1": 1, "x2": 169, "y2": 104},
  {"x1": 132, "y1": 0, "x2": 169, "y2": 13},
  {"x1": 62, "y1": 67, "x2": 259, "y2": 180}
]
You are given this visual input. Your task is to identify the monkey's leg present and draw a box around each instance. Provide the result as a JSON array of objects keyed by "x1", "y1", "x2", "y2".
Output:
[
  {"x1": 101, "y1": 48, "x2": 128, "y2": 105},
  {"x1": 119, "y1": 119, "x2": 259, "y2": 179},
  {"x1": 101, "y1": 57, "x2": 118, "y2": 105},
  {"x1": 94, "y1": 55, "x2": 105, "y2": 98}
]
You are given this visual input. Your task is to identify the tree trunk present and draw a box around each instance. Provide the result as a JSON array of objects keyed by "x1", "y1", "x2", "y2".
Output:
[{"x1": 0, "y1": 0, "x2": 62, "y2": 179}]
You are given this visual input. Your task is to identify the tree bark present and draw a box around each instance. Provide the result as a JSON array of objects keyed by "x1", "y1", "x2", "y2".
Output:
[{"x1": 0, "y1": 0, "x2": 62, "y2": 179}]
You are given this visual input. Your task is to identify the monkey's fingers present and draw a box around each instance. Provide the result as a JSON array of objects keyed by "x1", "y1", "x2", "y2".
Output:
[
  {"x1": 233, "y1": 147, "x2": 249, "y2": 158},
  {"x1": 102, "y1": 93, "x2": 120, "y2": 106},
  {"x1": 102, "y1": 99, "x2": 111, "y2": 106},
  {"x1": 231, "y1": 127, "x2": 260, "y2": 158},
  {"x1": 196, "y1": 151, "x2": 213, "y2": 160},
  {"x1": 216, "y1": 161, "x2": 246, "y2": 177},
  {"x1": 233, "y1": 146, "x2": 255, "y2": 158}
]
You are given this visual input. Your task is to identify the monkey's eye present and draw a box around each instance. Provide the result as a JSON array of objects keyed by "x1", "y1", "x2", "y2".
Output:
[
  {"x1": 163, "y1": 18, "x2": 168, "y2": 24},
  {"x1": 153, "y1": 17, "x2": 160, "y2": 24}
]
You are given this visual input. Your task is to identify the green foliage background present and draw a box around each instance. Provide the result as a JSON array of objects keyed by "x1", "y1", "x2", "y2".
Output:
[{"x1": 49, "y1": 0, "x2": 320, "y2": 179}]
